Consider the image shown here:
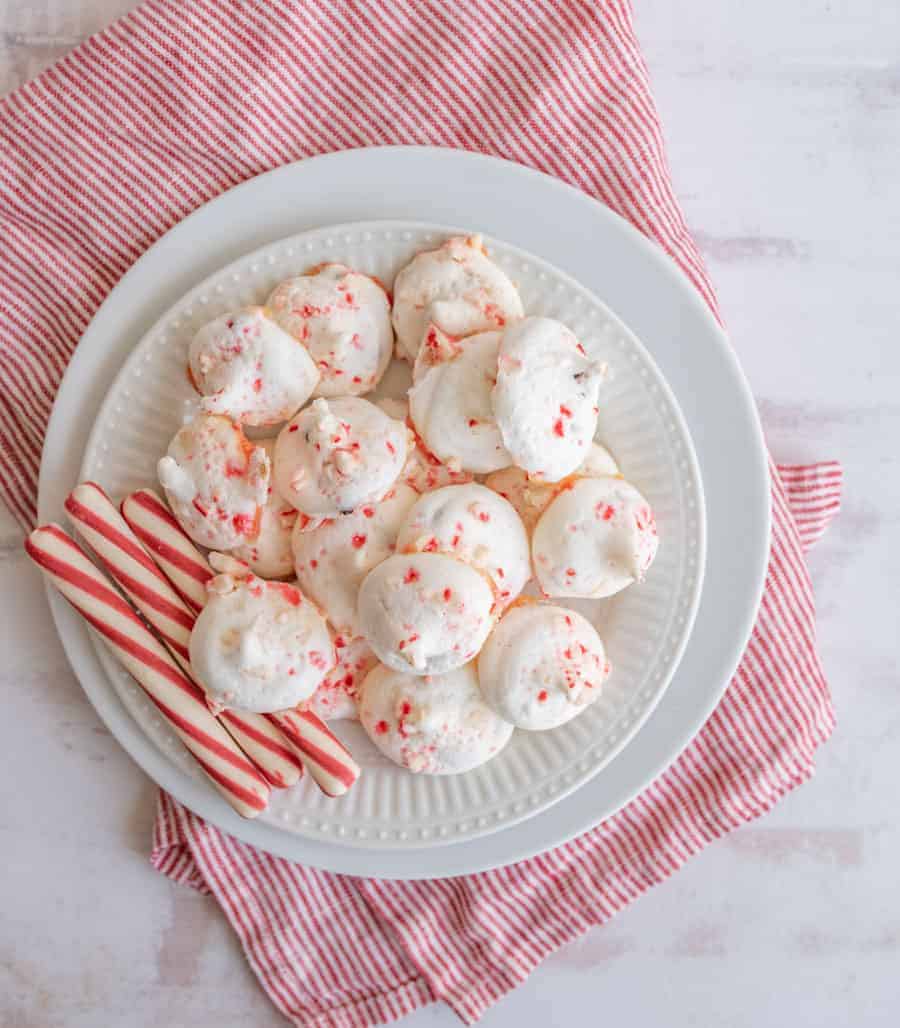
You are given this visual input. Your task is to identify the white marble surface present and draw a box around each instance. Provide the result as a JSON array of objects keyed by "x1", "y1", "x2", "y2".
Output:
[{"x1": 2, "y1": 1, "x2": 898, "y2": 1025}]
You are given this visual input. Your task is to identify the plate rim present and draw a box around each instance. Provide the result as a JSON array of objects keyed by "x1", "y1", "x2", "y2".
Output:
[
  {"x1": 38, "y1": 146, "x2": 769, "y2": 878},
  {"x1": 77, "y1": 216, "x2": 707, "y2": 850}
]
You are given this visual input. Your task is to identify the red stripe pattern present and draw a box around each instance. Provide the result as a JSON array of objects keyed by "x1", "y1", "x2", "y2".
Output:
[
  {"x1": 5, "y1": 1, "x2": 841, "y2": 1024},
  {"x1": 121, "y1": 489, "x2": 214, "y2": 613},
  {"x1": 777, "y1": 462, "x2": 843, "y2": 553},
  {"x1": 25, "y1": 524, "x2": 271, "y2": 818},
  {"x1": 269, "y1": 708, "x2": 362, "y2": 797},
  {"x1": 65, "y1": 481, "x2": 306, "y2": 790}
]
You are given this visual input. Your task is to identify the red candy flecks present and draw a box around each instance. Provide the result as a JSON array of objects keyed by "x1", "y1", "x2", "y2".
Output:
[{"x1": 308, "y1": 650, "x2": 329, "y2": 670}]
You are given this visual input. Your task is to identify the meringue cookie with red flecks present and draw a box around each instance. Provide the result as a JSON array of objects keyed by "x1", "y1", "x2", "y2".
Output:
[
  {"x1": 392, "y1": 234, "x2": 524, "y2": 362},
  {"x1": 492, "y1": 316, "x2": 606, "y2": 482},
  {"x1": 396, "y1": 483, "x2": 530, "y2": 608},
  {"x1": 358, "y1": 552, "x2": 496, "y2": 676},
  {"x1": 358, "y1": 662, "x2": 513, "y2": 774},
  {"x1": 230, "y1": 438, "x2": 296, "y2": 579},
  {"x1": 477, "y1": 603, "x2": 611, "y2": 730},
  {"x1": 157, "y1": 414, "x2": 269, "y2": 551},
  {"x1": 188, "y1": 307, "x2": 319, "y2": 426},
  {"x1": 292, "y1": 483, "x2": 418, "y2": 635},
  {"x1": 375, "y1": 396, "x2": 474, "y2": 494},
  {"x1": 189, "y1": 561, "x2": 334, "y2": 713},
  {"x1": 304, "y1": 634, "x2": 378, "y2": 721},
  {"x1": 532, "y1": 476, "x2": 659, "y2": 599},
  {"x1": 273, "y1": 397, "x2": 408, "y2": 516},
  {"x1": 485, "y1": 442, "x2": 620, "y2": 533},
  {"x1": 267, "y1": 264, "x2": 393, "y2": 397},
  {"x1": 409, "y1": 326, "x2": 511, "y2": 474}
]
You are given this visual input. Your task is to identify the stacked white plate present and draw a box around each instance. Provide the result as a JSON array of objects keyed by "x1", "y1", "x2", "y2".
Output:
[{"x1": 39, "y1": 148, "x2": 769, "y2": 878}]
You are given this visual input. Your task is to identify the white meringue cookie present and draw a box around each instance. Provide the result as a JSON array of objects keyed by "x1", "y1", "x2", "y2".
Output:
[
  {"x1": 477, "y1": 603, "x2": 610, "y2": 730},
  {"x1": 267, "y1": 264, "x2": 393, "y2": 397},
  {"x1": 304, "y1": 634, "x2": 377, "y2": 721},
  {"x1": 157, "y1": 414, "x2": 269, "y2": 551},
  {"x1": 292, "y1": 483, "x2": 418, "y2": 634},
  {"x1": 273, "y1": 397, "x2": 408, "y2": 516},
  {"x1": 532, "y1": 476, "x2": 659, "y2": 598},
  {"x1": 485, "y1": 442, "x2": 620, "y2": 533},
  {"x1": 230, "y1": 438, "x2": 296, "y2": 578},
  {"x1": 188, "y1": 307, "x2": 319, "y2": 426},
  {"x1": 189, "y1": 572, "x2": 334, "y2": 713},
  {"x1": 392, "y1": 234, "x2": 524, "y2": 362},
  {"x1": 359, "y1": 662, "x2": 513, "y2": 774},
  {"x1": 375, "y1": 396, "x2": 474, "y2": 494},
  {"x1": 409, "y1": 327, "x2": 511, "y2": 474},
  {"x1": 396, "y1": 483, "x2": 530, "y2": 607},
  {"x1": 358, "y1": 553, "x2": 496, "y2": 676},
  {"x1": 492, "y1": 316, "x2": 606, "y2": 482}
]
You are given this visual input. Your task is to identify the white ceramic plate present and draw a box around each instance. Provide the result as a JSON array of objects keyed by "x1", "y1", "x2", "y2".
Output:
[
  {"x1": 79, "y1": 221, "x2": 704, "y2": 850},
  {"x1": 39, "y1": 147, "x2": 769, "y2": 878}
]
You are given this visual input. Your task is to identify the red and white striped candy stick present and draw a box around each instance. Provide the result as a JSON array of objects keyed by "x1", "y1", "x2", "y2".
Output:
[
  {"x1": 65, "y1": 482, "x2": 305, "y2": 790},
  {"x1": 120, "y1": 489, "x2": 212, "y2": 613},
  {"x1": 26, "y1": 524, "x2": 270, "y2": 818},
  {"x1": 120, "y1": 487, "x2": 361, "y2": 797},
  {"x1": 269, "y1": 709, "x2": 360, "y2": 798}
]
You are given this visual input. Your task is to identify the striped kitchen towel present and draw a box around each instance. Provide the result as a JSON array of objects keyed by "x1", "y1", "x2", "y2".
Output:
[{"x1": 0, "y1": 1, "x2": 840, "y2": 1025}]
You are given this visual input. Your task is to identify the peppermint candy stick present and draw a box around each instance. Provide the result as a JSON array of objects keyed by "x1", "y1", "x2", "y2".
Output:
[
  {"x1": 120, "y1": 489, "x2": 212, "y2": 613},
  {"x1": 26, "y1": 525, "x2": 270, "y2": 818},
  {"x1": 269, "y1": 709, "x2": 361, "y2": 798},
  {"x1": 66, "y1": 483, "x2": 304, "y2": 790},
  {"x1": 121, "y1": 487, "x2": 361, "y2": 798}
]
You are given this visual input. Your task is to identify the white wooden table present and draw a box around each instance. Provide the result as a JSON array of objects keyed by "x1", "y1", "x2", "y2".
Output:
[{"x1": 2, "y1": 1, "x2": 898, "y2": 1024}]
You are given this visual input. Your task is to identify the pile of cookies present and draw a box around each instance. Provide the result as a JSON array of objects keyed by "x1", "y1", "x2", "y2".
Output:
[{"x1": 154, "y1": 235, "x2": 659, "y2": 777}]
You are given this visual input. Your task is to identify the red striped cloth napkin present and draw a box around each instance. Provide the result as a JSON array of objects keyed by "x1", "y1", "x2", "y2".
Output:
[{"x1": 1, "y1": 1, "x2": 842, "y2": 1024}]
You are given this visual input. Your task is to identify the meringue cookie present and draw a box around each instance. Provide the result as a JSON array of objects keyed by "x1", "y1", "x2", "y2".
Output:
[
  {"x1": 485, "y1": 442, "x2": 620, "y2": 533},
  {"x1": 358, "y1": 553, "x2": 496, "y2": 676},
  {"x1": 273, "y1": 397, "x2": 408, "y2": 516},
  {"x1": 292, "y1": 483, "x2": 418, "y2": 634},
  {"x1": 230, "y1": 438, "x2": 296, "y2": 578},
  {"x1": 478, "y1": 604, "x2": 610, "y2": 730},
  {"x1": 304, "y1": 634, "x2": 377, "y2": 721},
  {"x1": 492, "y1": 316, "x2": 606, "y2": 481},
  {"x1": 532, "y1": 476, "x2": 659, "y2": 599},
  {"x1": 189, "y1": 572, "x2": 334, "y2": 713},
  {"x1": 267, "y1": 264, "x2": 393, "y2": 397},
  {"x1": 392, "y1": 234, "x2": 524, "y2": 362},
  {"x1": 409, "y1": 327, "x2": 511, "y2": 473},
  {"x1": 376, "y1": 397, "x2": 474, "y2": 494},
  {"x1": 188, "y1": 307, "x2": 319, "y2": 426},
  {"x1": 359, "y1": 662, "x2": 513, "y2": 774},
  {"x1": 396, "y1": 483, "x2": 530, "y2": 607},
  {"x1": 158, "y1": 414, "x2": 269, "y2": 550}
]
